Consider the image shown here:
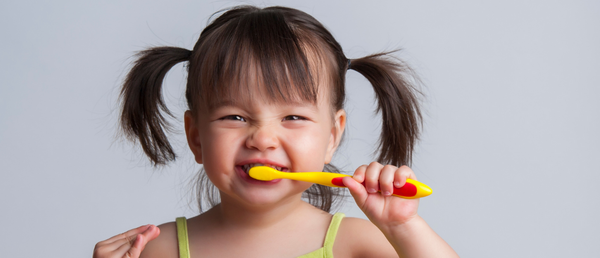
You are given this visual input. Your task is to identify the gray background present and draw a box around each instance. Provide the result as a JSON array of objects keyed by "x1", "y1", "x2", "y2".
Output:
[{"x1": 1, "y1": 0, "x2": 599, "y2": 257}]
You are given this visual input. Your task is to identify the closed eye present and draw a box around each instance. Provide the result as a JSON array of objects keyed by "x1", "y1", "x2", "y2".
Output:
[{"x1": 220, "y1": 115, "x2": 246, "y2": 122}]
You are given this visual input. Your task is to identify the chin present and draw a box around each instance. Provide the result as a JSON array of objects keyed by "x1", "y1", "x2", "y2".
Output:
[{"x1": 233, "y1": 187, "x2": 307, "y2": 207}]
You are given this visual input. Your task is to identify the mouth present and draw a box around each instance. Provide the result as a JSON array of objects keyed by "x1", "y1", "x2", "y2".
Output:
[{"x1": 240, "y1": 163, "x2": 289, "y2": 174}]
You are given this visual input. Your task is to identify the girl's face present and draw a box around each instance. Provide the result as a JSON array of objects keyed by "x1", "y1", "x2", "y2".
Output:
[{"x1": 185, "y1": 83, "x2": 346, "y2": 207}]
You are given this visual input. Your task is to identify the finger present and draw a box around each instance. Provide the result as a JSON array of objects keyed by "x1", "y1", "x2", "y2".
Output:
[
  {"x1": 125, "y1": 233, "x2": 145, "y2": 258},
  {"x1": 98, "y1": 225, "x2": 151, "y2": 246},
  {"x1": 342, "y1": 176, "x2": 368, "y2": 208},
  {"x1": 114, "y1": 237, "x2": 136, "y2": 257},
  {"x1": 352, "y1": 165, "x2": 368, "y2": 183},
  {"x1": 394, "y1": 168, "x2": 404, "y2": 188},
  {"x1": 401, "y1": 165, "x2": 417, "y2": 181},
  {"x1": 400, "y1": 165, "x2": 416, "y2": 181},
  {"x1": 395, "y1": 166, "x2": 416, "y2": 188},
  {"x1": 95, "y1": 226, "x2": 151, "y2": 255},
  {"x1": 140, "y1": 224, "x2": 160, "y2": 243},
  {"x1": 119, "y1": 234, "x2": 148, "y2": 258},
  {"x1": 113, "y1": 225, "x2": 159, "y2": 258},
  {"x1": 108, "y1": 234, "x2": 140, "y2": 252},
  {"x1": 364, "y1": 162, "x2": 383, "y2": 194},
  {"x1": 379, "y1": 165, "x2": 396, "y2": 196},
  {"x1": 94, "y1": 235, "x2": 137, "y2": 258},
  {"x1": 129, "y1": 225, "x2": 160, "y2": 258}
]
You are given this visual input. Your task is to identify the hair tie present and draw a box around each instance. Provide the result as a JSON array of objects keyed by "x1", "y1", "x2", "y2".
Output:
[{"x1": 347, "y1": 59, "x2": 352, "y2": 70}]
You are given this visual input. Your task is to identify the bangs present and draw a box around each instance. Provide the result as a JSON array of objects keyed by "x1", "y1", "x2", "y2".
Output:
[{"x1": 188, "y1": 7, "x2": 331, "y2": 111}]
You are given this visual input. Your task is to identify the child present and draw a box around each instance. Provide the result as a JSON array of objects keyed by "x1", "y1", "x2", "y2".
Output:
[{"x1": 94, "y1": 5, "x2": 457, "y2": 258}]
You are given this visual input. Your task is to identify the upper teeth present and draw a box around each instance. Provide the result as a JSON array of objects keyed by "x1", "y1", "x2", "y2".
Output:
[{"x1": 242, "y1": 163, "x2": 282, "y2": 173}]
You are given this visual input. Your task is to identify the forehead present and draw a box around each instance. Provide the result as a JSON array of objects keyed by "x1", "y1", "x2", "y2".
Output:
[
  {"x1": 209, "y1": 63, "x2": 333, "y2": 110},
  {"x1": 200, "y1": 45, "x2": 334, "y2": 112}
]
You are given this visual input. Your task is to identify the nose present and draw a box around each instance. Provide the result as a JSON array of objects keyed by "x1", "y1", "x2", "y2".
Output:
[{"x1": 245, "y1": 124, "x2": 280, "y2": 151}]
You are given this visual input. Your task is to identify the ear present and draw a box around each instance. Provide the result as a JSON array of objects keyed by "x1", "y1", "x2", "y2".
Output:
[
  {"x1": 325, "y1": 109, "x2": 346, "y2": 164},
  {"x1": 184, "y1": 110, "x2": 203, "y2": 164}
]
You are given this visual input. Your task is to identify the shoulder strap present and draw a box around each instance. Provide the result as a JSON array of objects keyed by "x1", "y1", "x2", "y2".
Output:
[
  {"x1": 176, "y1": 217, "x2": 191, "y2": 258},
  {"x1": 323, "y1": 213, "x2": 345, "y2": 257}
]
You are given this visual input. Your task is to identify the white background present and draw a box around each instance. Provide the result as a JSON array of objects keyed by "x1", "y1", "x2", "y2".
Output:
[{"x1": 1, "y1": 0, "x2": 599, "y2": 257}]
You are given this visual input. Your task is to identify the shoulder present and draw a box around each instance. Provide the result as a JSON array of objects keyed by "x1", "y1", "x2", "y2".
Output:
[
  {"x1": 334, "y1": 216, "x2": 398, "y2": 258},
  {"x1": 140, "y1": 221, "x2": 179, "y2": 258}
]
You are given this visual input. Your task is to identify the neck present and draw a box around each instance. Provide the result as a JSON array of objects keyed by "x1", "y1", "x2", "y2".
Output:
[{"x1": 211, "y1": 193, "x2": 312, "y2": 230}]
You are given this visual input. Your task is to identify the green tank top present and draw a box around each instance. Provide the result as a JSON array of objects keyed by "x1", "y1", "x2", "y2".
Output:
[{"x1": 175, "y1": 213, "x2": 345, "y2": 258}]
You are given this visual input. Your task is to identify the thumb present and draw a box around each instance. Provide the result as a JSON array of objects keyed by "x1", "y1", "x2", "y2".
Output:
[
  {"x1": 125, "y1": 225, "x2": 160, "y2": 258},
  {"x1": 343, "y1": 176, "x2": 369, "y2": 208}
]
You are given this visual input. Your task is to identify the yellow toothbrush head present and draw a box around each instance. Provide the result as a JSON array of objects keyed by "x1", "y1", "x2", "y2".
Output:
[{"x1": 248, "y1": 166, "x2": 281, "y2": 181}]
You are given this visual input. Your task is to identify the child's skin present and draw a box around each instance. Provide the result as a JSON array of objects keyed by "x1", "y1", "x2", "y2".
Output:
[{"x1": 94, "y1": 53, "x2": 458, "y2": 258}]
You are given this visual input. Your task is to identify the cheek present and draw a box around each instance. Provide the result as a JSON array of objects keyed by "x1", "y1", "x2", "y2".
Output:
[
  {"x1": 284, "y1": 127, "x2": 331, "y2": 168},
  {"x1": 199, "y1": 128, "x2": 243, "y2": 169},
  {"x1": 295, "y1": 126, "x2": 328, "y2": 147}
]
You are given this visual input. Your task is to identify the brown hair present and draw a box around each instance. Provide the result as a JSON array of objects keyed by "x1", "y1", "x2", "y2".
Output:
[{"x1": 119, "y1": 5, "x2": 422, "y2": 212}]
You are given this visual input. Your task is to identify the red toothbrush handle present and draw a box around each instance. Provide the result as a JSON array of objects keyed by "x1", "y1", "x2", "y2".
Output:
[
  {"x1": 359, "y1": 181, "x2": 417, "y2": 197},
  {"x1": 331, "y1": 177, "x2": 418, "y2": 198}
]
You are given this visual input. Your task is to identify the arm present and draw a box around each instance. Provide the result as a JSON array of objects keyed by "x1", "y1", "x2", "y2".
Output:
[
  {"x1": 379, "y1": 215, "x2": 457, "y2": 257},
  {"x1": 342, "y1": 162, "x2": 458, "y2": 258}
]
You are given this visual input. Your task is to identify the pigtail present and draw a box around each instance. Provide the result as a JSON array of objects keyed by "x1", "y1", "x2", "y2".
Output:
[
  {"x1": 348, "y1": 51, "x2": 422, "y2": 166},
  {"x1": 119, "y1": 47, "x2": 192, "y2": 166}
]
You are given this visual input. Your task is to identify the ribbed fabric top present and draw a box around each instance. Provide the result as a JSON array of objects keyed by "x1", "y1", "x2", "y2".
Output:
[{"x1": 175, "y1": 213, "x2": 344, "y2": 258}]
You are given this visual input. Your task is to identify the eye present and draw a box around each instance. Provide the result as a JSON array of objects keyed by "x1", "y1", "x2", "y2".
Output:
[
  {"x1": 220, "y1": 115, "x2": 246, "y2": 122},
  {"x1": 283, "y1": 115, "x2": 306, "y2": 121}
]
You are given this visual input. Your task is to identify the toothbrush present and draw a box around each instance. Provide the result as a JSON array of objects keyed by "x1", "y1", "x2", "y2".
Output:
[{"x1": 248, "y1": 166, "x2": 432, "y2": 199}]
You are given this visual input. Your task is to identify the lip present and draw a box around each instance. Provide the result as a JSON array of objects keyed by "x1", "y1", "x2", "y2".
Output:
[{"x1": 237, "y1": 159, "x2": 289, "y2": 170}]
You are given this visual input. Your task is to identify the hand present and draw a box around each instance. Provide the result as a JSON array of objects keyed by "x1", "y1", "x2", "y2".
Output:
[
  {"x1": 93, "y1": 224, "x2": 160, "y2": 258},
  {"x1": 343, "y1": 162, "x2": 420, "y2": 230}
]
